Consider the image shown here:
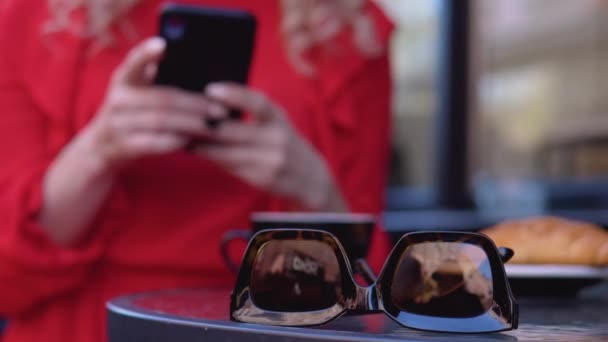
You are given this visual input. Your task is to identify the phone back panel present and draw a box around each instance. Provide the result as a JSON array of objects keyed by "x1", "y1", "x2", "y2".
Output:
[{"x1": 155, "y1": 4, "x2": 256, "y2": 93}]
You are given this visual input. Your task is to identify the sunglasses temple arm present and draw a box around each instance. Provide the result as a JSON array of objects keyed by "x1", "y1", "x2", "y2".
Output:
[
  {"x1": 498, "y1": 247, "x2": 515, "y2": 263},
  {"x1": 354, "y1": 258, "x2": 378, "y2": 285}
]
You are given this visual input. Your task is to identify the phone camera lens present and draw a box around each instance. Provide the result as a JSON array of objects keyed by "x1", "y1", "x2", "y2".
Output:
[{"x1": 164, "y1": 16, "x2": 186, "y2": 41}]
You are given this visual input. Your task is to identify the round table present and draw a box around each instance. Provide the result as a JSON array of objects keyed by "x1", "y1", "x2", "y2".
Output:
[{"x1": 107, "y1": 285, "x2": 608, "y2": 342}]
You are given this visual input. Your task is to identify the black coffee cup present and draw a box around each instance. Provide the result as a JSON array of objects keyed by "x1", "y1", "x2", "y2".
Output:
[{"x1": 221, "y1": 212, "x2": 376, "y2": 273}]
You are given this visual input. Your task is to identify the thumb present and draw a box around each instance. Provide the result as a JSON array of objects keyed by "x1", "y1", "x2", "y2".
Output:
[
  {"x1": 112, "y1": 37, "x2": 166, "y2": 86},
  {"x1": 206, "y1": 83, "x2": 283, "y2": 123}
]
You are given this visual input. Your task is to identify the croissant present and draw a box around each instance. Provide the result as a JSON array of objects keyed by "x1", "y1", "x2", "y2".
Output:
[{"x1": 481, "y1": 216, "x2": 608, "y2": 265}]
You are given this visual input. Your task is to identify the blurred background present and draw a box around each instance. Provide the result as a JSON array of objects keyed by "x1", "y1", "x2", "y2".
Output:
[
  {"x1": 378, "y1": 0, "x2": 608, "y2": 236},
  {"x1": 1, "y1": 0, "x2": 607, "y2": 336}
]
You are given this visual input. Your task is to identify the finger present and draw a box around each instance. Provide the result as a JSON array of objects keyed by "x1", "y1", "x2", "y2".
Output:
[
  {"x1": 111, "y1": 110, "x2": 215, "y2": 138},
  {"x1": 113, "y1": 37, "x2": 166, "y2": 86},
  {"x1": 207, "y1": 121, "x2": 259, "y2": 145},
  {"x1": 143, "y1": 63, "x2": 159, "y2": 83},
  {"x1": 196, "y1": 144, "x2": 280, "y2": 170},
  {"x1": 209, "y1": 122, "x2": 291, "y2": 152},
  {"x1": 124, "y1": 132, "x2": 188, "y2": 156},
  {"x1": 205, "y1": 83, "x2": 283, "y2": 123},
  {"x1": 199, "y1": 144, "x2": 255, "y2": 166},
  {"x1": 130, "y1": 87, "x2": 228, "y2": 120}
]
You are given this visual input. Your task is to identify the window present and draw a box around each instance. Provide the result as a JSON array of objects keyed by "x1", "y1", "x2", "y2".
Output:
[
  {"x1": 471, "y1": 0, "x2": 608, "y2": 212},
  {"x1": 378, "y1": 0, "x2": 607, "y2": 232},
  {"x1": 377, "y1": 0, "x2": 443, "y2": 209}
]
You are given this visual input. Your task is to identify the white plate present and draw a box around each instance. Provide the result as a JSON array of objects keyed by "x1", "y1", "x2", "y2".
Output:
[{"x1": 505, "y1": 264, "x2": 608, "y2": 279}]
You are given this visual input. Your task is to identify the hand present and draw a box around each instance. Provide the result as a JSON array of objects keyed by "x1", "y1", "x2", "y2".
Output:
[
  {"x1": 82, "y1": 37, "x2": 226, "y2": 171},
  {"x1": 280, "y1": 0, "x2": 382, "y2": 76},
  {"x1": 198, "y1": 83, "x2": 347, "y2": 212},
  {"x1": 39, "y1": 37, "x2": 227, "y2": 246}
]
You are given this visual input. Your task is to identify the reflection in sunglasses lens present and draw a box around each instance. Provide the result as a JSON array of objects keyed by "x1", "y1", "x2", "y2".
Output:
[
  {"x1": 390, "y1": 242, "x2": 494, "y2": 318},
  {"x1": 250, "y1": 240, "x2": 341, "y2": 312}
]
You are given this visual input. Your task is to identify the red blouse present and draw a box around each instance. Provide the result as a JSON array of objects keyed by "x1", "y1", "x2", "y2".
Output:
[{"x1": 0, "y1": 1, "x2": 393, "y2": 341}]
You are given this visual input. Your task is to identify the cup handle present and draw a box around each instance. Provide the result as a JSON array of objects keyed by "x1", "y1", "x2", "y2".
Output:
[{"x1": 220, "y1": 230, "x2": 253, "y2": 274}]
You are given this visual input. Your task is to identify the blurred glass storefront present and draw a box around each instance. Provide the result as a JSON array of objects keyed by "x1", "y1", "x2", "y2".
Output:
[
  {"x1": 379, "y1": 0, "x2": 608, "y2": 213},
  {"x1": 474, "y1": 0, "x2": 607, "y2": 182},
  {"x1": 378, "y1": 0, "x2": 440, "y2": 188}
]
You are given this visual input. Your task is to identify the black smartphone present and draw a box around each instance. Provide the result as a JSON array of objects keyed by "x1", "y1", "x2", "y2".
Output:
[{"x1": 155, "y1": 4, "x2": 257, "y2": 120}]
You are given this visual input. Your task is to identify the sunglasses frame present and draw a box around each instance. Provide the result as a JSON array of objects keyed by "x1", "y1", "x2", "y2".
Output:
[{"x1": 230, "y1": 229, "x2": 518, "y2": 333}]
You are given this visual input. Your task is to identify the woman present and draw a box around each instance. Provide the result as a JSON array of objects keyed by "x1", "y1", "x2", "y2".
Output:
[{"x1": 0, "y1": 0, "x2": 392, "y2": 341}]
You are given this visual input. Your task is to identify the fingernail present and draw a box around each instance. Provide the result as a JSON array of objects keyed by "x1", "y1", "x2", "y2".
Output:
[
  {"x1": 206, "y1": 84, "x2": 227, "y2": 98},
  {"x1": 148, "y1": 37, "x2": 166, "y2": 51}
]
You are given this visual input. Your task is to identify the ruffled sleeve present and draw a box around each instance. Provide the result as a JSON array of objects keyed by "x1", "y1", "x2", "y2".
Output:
[
  {"x1": 308, "y1": 1, "x2": 393, "y2": 211},
  {"x1": 313, "y1": 1, "x2": 394, "y2": 270},
  {"x1": 0, "y1": 0, "x2": 108, "y2": 317},
  {"x1": 313, "y1": 1, "x2": 394, "y2": 105}
]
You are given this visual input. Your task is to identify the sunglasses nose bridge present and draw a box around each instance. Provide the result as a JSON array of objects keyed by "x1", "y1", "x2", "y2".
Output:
[{"x1": 347, "y1": 284, "x2": 380, "y2": 314}]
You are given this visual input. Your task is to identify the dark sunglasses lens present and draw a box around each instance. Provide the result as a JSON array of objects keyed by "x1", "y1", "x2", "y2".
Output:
[
  {"x1": 390, "y1": 242, "x2": 494, "y2": 318},
  {"x1": 250, "y1": 240, "x2": 341, "y2": 312}
]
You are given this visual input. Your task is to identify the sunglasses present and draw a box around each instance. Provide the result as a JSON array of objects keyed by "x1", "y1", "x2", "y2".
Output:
[{"x1": 230, "y1": 229, "x2": 518, "y2": 333}]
